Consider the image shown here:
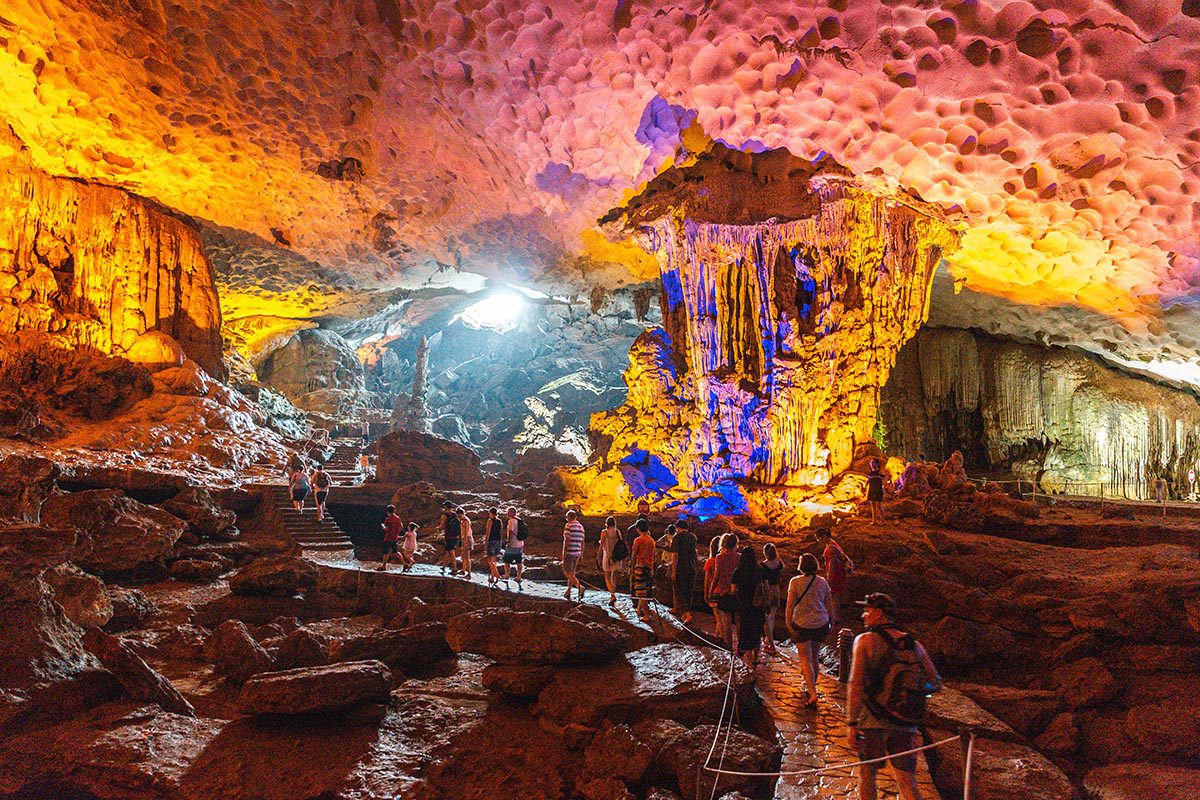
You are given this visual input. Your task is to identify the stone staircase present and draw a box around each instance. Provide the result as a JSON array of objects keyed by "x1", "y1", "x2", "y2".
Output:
[
  {"x1": 319, "y1": 437, "x2": 368, "y2": 486},
  {"x1": 264, "y1": 484, "x2": 355, "y2": 553}
]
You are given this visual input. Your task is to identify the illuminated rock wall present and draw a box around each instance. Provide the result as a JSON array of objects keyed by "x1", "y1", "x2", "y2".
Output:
[
  {"x1": 0, "y1": 128, "x2": 224, "y2": 378},
  {"x1": 570, "y1": 152, "x2": 957, "y2": 508},
  {"x1": 881, "y1": 328, "x2": 1200, "y2": 499}
]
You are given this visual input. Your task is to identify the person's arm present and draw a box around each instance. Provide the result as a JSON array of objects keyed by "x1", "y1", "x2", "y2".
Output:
[
  {"x1": 845, "y1": 634, "x2": 872, "y2": 747},
  {"x1": 784, "y1": 579, "x2": 797, "y2": 637}
]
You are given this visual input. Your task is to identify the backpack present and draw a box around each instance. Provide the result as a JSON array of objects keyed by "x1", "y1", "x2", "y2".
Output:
[
  {"x1": 611, "y1": 535, "x2": 629, "y2": 562},
  {"x1": 752, "y1": 579, "x2": 769, "y2": 610},
  {"x1": 516, "y1": 518, "x2": 529, "y2": 542},
  {"x1": 864, "y1": 625, "x2": 933, "y2": 726}
]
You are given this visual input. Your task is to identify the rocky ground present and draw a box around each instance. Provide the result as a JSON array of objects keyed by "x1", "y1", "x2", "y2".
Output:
[{"x1": 2, "y1": 443, "x2": 1199, "y2": 800}]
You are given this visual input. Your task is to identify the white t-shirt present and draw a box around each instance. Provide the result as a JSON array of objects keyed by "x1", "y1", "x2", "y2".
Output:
[
  {"x1": 507, "y1": 517, "x2": 523, "y2": 550},
  {"x1": 787, "y1": 574, "x2": 833, "y2": 629}
]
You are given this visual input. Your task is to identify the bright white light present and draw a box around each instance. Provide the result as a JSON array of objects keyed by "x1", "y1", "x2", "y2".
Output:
[{"x1": 458, "y1": 292, "x2": 526, "y2": 333}]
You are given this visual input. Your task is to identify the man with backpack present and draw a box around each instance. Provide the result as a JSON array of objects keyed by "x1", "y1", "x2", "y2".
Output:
[
  {"x1": 846, "y1": 593, "x2": 941, "y2": 800},
  {"x1": 501, "y1": 506, "x2": 528, "y2": 587},
  {"x1": 312, "y1": 465, "x2": 332, "y2": 522}
]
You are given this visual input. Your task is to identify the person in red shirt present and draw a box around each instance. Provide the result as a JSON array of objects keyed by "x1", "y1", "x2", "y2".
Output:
[
  {"x1": 815, "y1": 527, "x2": 853, "y2": 622},
  {"x1": 630, "y1": 519, "x2": 657, "y2": 622},
  {"x1": 711, "y1": 534, "x2": 741, "y2": 651},
  {"x1": 379, "y1": 505, "x2": 404, "y2": 571}
]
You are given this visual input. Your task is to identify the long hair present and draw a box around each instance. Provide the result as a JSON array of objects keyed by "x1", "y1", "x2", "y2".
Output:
[{"x1": 734, "y1": 545, "x2": 760, "y2": 582}]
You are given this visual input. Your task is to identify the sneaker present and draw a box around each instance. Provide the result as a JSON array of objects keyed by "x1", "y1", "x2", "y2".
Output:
[{"x1": 563, "y1": 588, "x2": 571, "y2": 599}]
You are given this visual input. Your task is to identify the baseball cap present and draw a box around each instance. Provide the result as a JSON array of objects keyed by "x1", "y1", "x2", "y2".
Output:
[{"x1": 855, "y1": 593, "x2": 897, "y2": 617}]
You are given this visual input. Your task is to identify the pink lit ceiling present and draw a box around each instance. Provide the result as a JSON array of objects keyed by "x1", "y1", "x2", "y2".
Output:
[{"x1": 3, "y1": 1, "x2": 1200, "y2": 381}]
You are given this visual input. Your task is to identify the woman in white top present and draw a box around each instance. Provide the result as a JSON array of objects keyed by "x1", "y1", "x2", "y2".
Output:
[
  {"x1": 597, "y1": 516, "x2": 620, "y2": 605},
  {"x1": 785, "y1": 552, "x2": 834, "y2": 709}
]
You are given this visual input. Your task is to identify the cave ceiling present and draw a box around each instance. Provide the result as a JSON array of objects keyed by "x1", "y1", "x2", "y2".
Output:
[{"x1": 4, "y1": 1, "x2": 1200, "y2": 383}]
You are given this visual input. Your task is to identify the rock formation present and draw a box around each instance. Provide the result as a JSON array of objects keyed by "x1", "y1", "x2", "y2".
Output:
[
  {"x1": 0, "y1": 126, "x2": 224, "y2": 379},
  {"x1": 389, "y1": 334, "x2": 432, "y2": 434},
  {"x1": 255, "y1": 328, "x2": 369, "y2": 418},
  {"x1": 567, "y1": 146, "x2": 957, "y2": 509},
  {"x1": 881, "y1": 328, "x2": 1200, "y2": 499}
]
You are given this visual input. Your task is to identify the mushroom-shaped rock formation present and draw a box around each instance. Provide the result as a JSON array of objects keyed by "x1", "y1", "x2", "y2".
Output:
[{"x1": 567, "y1": 145, "x2": 957, "y2": 509}]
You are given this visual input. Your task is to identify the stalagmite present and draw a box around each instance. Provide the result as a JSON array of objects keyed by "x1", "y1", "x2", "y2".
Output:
[
  {"x1": 566, "y1": 145, "x2": 958, "y2": 510},
  {"x1": 390, "y1": 335, "x2": 432, "y2": 434}
]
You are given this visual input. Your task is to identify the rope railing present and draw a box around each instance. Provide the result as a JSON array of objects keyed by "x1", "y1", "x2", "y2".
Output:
[{"x1": 697, "y1": 646, "x2": 978, "y2": 798}]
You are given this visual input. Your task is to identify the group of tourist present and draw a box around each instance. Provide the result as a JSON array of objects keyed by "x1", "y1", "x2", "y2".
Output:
[
  {"x1": 375, "y1": 498, "x2": 940, "y2": 800},
  {"x1": 287, "y1": 454, "x2": 332, "y2": 521}
]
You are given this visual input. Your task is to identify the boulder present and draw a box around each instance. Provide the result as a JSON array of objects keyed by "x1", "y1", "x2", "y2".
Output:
[
  {"x1": 1033, "y1": 712, "x2": 1078, "y2": 757},
  {"x1": 228, "y1": 556, "x2": 320, "y2": 597},
  {"x1": 0, "y1": 454, "x2": 59, "y2": 524},
  {"x1": 1125, "y1": 701, "x2": 1200, "y2": 759},
  {"x1": 331, "y1": 622, "x2": 450, "y2": 670},
  {"x1": 272, "y1": 628, "x2": 328, "y2": 671},
  {"x1": 45, "y1": 563, "x2": 112, "y2": 629},
  {"x1": 376, "y1": 429, "x2": 483, "y2": 488},
  {"x1": 661, "y1": 724, "x2": 779, "y2": 800},
  {"x1": 81, "y1": 629, "x2": 194, "y2": 716},
  {"x1": 446, "y1": 608, "x2": 622, "y2": 666},
  {"x1": 170, "y1": 556, "x2": 229, "y2": 582},
  {"x1": 928, "y1": 734, "x2": 1073, "y2": 800},
  {"x1": 581, "y1": 724, "x2": 653, "y2": 784},
  {"x1": 0, "y1": 525, "x2": 96, "y2": 689},
  {"x1": 0, "y1": 702, "x2": 223, "y2": 798},
  {"x1": 481, "y1": 663, "x2": 556, "y2": 699},
  {"x1": 924, "y1": 688, "x2": 1072, "y2": 800},
  {"x1": 207, "y1": 620, "x2": 272, "y2": 684},
  {"x1": 953, "y1": 683, "x2": 1062, "y2": 738},
  {"x1": 1051, "y1": 657, "x2": 1121, "y2": 708},
  {"x1": 124, "y1": 330, "x2": 186, "y2": 371},
  {"x1": 159, "y1": 487, "x2": 237, "y2": 537},
  {"x1": 576, "y1": 778, "x2": 636, "y2": 800},
  {"x1": 40, "y1": 489, "x2": 186, "y2": 578},
  {"x1": 922, "y1": 616, "x2": 1015, "y2": 668},
  {"x1": 237, "y1": 660, "x2": 391, "y2": 715},
  {"x1": 537, "y1": 643, "x2": 753, "y2": 726},
  {"x1": 1083, "y1": 763, "x2": 1200, "y2": 800},
  {"x1": 102, "y1": 587, "x2": 156, "y2": 633}
]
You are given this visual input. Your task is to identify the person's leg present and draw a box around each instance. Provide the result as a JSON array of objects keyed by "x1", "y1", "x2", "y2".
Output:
[
  {"x1": 605, "y1": 570, "x2": 617, "y2": 602},
  {"x1": 516, "y1": 555, "x2": 523, "y2": 583},
  {"x1": 877, "y1": 501, "x2": 885, "y2": 522},
  {"x1": 889, "y1": 765, "x2": 922, "y2": 800},
  {"x1": 857, "y1": 764, "x2": 879, "y2": 800},
  {"x1": 797, "y1": 639, "x2": 817, "y2": 703},
  {"x1": 462, "y1": 547, "x2": 471, "y2": 576},
  {"x1": 764, "y1": 607, "x2": 776, "y2": 652}
]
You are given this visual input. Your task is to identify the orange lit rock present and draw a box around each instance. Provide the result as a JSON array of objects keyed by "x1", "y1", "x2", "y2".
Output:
[
  {"x1": 567, "y1": 146, "x2": 957, "y2": 509},
  {"x1": 0, "y1": 127, "x2": 224, "y2": 378}
]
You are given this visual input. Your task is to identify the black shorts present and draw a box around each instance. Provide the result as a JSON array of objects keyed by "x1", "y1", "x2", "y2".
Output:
[
  {"x1": 503, "y1": 547, "x2": 523, "y2": 565},
  {"x1": 291, "y1": 488, "x2": 309, "y2": 502},
  {"x1": 793, "y1": 623, "x2": 831, "y2": 643},
  {"x1": 486, "y1": 540, "x2": 502, "y2": 557},
  {"x1": 715, "y1": 594, "x2": 738, "y2": 613},
  {"x1": 382, "y1": 540, "x2": 398, "y2": 554},
  {"x1": 857, "y1": 727, "x2": 919, "y2": 772},
  {"x1": 315, "y1": 491, "x2": 328, "y2": 505},
  {"x1": 444, "y1": 537, "x2": 460, "y2": 552}
]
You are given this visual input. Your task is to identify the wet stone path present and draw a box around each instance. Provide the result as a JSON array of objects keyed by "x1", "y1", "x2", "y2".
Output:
[{"x1": 754, "y1": 646, "x2": 940, "y2": 799}]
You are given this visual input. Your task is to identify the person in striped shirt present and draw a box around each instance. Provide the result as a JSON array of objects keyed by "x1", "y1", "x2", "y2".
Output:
[{"x1": 562, "y1": 509, "x2": 587, "y2": 601}]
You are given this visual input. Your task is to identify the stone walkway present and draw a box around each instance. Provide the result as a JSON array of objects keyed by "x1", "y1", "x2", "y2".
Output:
[
  {"x1": 312, "y1": 555, "x2": 944, "y2": 798},
  {"x1": 754, "y1": 646, "x2": 941, "y2": 799}
]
